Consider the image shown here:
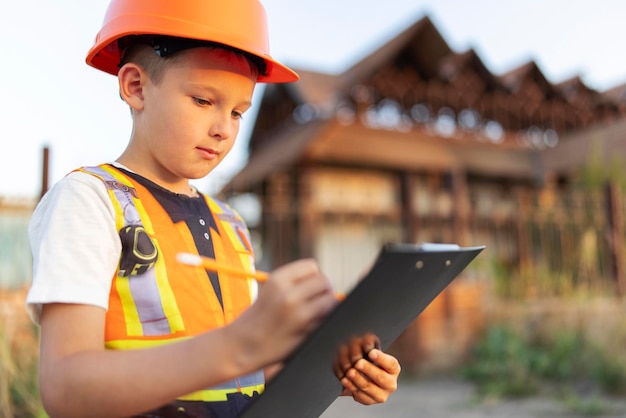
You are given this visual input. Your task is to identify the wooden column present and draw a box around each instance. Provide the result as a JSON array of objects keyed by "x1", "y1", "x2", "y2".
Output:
[
  {"x1": 297, "y1": 167, "x2": 317, "y2": 259},
  {"x1": 606, "y1": 181, "x2": 625, "y2": 297},
  {"x1": 451, "y1": 166, "x2": 470, "y2": 246},
  {"x1": 391, "y1": 171, "x2": 426, "y2": 373},
  {"x1": 400, "y1": 172, "x2": 418, "y2": 243},
  {"x1": 516, "y1": 188, "x2": 533, "y2": 279},
  {"x1": 39, "y1": 146, "x2": 50, "y2": 201},
  {"x1": 265, "y1": 172, "x2": 295, "y2": 267}
]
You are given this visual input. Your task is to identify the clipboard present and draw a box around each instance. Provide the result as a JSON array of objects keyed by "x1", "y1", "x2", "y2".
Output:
[{"x1": 240, "y1": 242, "x2": 485, "y2": 418}]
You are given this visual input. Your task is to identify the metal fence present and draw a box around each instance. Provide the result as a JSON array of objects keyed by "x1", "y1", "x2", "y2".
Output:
[
  {"x1": 465, "y1": 184, "x2": 623, "y2": 298},
  {"x1": 4, "y1": 180, "x2": 623, "y2": 297},
  {"x1": 245, "y1": 177, "x2": 626, "y2": 299}
]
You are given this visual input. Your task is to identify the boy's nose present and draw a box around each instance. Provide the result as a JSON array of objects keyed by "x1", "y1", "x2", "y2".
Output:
[{"x1": 208, "y1": 114, "x2": 234, "y2": 140}]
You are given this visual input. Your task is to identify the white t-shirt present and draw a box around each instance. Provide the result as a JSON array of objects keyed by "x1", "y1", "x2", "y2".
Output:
[{"x1": 26, "y1": 168, "x2": 121, "y2": 323}]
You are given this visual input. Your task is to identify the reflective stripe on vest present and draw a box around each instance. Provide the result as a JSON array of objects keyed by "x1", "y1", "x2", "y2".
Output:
[{"x1": 78, "y1": 165, "x2": 264, "y2": 401}]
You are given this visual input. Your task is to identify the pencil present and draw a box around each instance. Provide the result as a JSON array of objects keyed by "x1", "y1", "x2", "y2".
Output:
[
  {"x1": 176, "y1": 252, "x2": 269, "y2": 281},
  {"x1": 176, "y1": 252, "x2": 345, "y2": 301}
]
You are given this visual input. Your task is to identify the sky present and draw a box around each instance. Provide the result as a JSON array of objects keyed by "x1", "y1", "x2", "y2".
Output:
[{"x1": 1, "y1": 0, "x2": 625, "y2": 199}]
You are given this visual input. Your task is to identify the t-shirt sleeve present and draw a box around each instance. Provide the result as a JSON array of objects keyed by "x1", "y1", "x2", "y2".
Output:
[{"x1": 26, "y1": 171, "x2": 121, "y2": 324}]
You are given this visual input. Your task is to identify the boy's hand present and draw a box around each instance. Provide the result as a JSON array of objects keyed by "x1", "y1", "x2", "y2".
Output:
[
  {"x1": 332, "y1": 333, "x2": 380, "y2": 380},
  {"x1": 334, "y1": 334, "x2": 401, "y2": 405},
  {"x1": 229, "y1": 258, "x2": 337, "y2": 368}
]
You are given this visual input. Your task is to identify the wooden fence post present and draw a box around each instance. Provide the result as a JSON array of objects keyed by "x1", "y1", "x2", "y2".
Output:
[
  {"x1": 39, "y1": 146, "x2": 50, "y2": 201},
  {"x1": 606, "y1": 181, "x2": 625, "y2": 297},
  {"x1": 451, "y1": 167, "x2": 469, "y2": 246}
]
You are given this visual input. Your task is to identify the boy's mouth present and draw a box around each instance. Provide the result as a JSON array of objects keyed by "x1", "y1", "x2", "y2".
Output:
[{"x1": 196, "y1": 147, "x2": 219, "y2": 160}]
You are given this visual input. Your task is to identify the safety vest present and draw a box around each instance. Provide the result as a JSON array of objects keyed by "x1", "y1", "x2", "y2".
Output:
[{"x1": 78, "y1": 164, "x2": 264, "y2": 402}]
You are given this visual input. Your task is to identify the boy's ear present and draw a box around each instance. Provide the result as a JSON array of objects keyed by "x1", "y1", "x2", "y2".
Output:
[{"x1": 118, "y1": 63, "x2": 145, "y2": 110}]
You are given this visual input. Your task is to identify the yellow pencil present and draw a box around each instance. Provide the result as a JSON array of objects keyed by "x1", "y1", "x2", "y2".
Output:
[
  {"x1": 177, "y1": 252, "x2": 269, "y2": 281},
  {"x1": 176, "y1": 252, "x2": 345, "y2": 301}
]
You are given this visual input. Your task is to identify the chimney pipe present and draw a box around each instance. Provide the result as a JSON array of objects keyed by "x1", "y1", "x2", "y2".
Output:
[{"x1": 40, "y1": 146, "x2": 49, "y2": 200}]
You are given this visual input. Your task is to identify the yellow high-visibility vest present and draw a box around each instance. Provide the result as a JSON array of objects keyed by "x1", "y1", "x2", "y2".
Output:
[{"x1": 78, "y1": 164, "x2": 264, "y2": 401}]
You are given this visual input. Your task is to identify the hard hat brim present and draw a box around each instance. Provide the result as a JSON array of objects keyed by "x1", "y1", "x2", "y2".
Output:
[{"x1": 85, "y1": 9, "x2": 299, "y2": 83}]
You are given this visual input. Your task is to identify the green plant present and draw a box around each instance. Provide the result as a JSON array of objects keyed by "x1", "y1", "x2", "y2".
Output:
[
  {"x1": 462, "y1": 325, "x2": 626, "y2": 403},
  {"x1": 563, "y1": 393, "x2": 612, "y2": 417},
  {"x1": 575, "y1": 135, "x2": 626, "y2": 195},
  {"x1": 461, "y1": 326, "x2": 541, "y2": 398},
  {"x1": 594, "y1": 356, "x2": 626, "y2": 396},
  {"x1": 533, "y1": 330, "x2": 596, "y2": 382}
]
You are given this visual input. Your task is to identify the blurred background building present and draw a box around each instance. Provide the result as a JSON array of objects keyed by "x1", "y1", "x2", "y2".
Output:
[
  {"x1": 220, "y1": 15, "x2": 626, "y2": 373},
  {"x1": 3, "y1": 13, "x2": 626, "y2": 377}
]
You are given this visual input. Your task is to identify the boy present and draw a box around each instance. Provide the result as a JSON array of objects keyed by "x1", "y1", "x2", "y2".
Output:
[{"x1": 26, "y1": 1, "x2": 400, "y2": 417}]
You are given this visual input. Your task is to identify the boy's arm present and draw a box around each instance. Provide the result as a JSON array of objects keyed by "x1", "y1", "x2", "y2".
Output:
[
  {"x1": 39, "y1": 303, "x2": 244, "y2": 417},
  {"x1": 38, "y1": 259, "x2": 337, "y2": 418}
]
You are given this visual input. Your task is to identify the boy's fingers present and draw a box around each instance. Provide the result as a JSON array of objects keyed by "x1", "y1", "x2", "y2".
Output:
[
  {"x1": 367, "y1": 349, "x2": 402, "y2": 375},
  {"x1": 362, "y1": 333, "x2": 381, "y2": 354},
  {"x1": 353, "y1": 355, "x2": 399, "y2": 396},
  {"x1": 342, "y1": 367, "x2": 388, "y2": 404}
]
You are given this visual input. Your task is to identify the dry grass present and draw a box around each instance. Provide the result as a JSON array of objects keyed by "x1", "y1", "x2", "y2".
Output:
[
  {"x1": 471, "y1": 296, "x2": 626, "y2": 399},
  {"x1": 486, "y1": 297, "x2": 626, "y2": 357},
  {"x1": 2, "y1": 287, "x2": 626, "y2": 417},
  {"x1": 0, "y1": 288, "x2": 44, "y2": 418}
]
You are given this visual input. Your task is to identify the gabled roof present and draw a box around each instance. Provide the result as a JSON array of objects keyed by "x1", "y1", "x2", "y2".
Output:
[
  {"x1": 338, "y1": 15, "x2": 452, "y2": 85},
  {"x1": 280, "y1": 15, "x2": 452, "y2": 108},
  {"x1": 226, "y1": 14, "x2": 626, "y2": 193},
  {"x1": 438, "y1": 48, "x2": 501, "y2": 91},
  {"x1": 288, "y1": 69, "x2": 341, "y2": 107},
  {"x1": 602, "y1": 82, "x2": 626, "y2": 105},
  {"x1": 499, "y1": 60, "x2": 564, "y2": 101},
  {"x1": 557, "y1": 76, "x2": 599, "y2": 99}
]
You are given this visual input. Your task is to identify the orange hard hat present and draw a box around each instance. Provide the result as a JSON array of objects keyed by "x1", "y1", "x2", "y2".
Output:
[{"x1": 85, "y1": 0, "x2": 299, "y2": 83}]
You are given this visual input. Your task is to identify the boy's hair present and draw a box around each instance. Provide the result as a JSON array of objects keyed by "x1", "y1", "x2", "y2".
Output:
[{"x1": 119, "y1": 36, "x2": 267, "y2": 84}]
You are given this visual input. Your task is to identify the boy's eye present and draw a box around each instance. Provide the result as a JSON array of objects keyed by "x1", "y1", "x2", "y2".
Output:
[
  {"x1": 193, "y1": 97, "x2": 210, "y2": 106},
  {"x1": 232, "y1": 111, "x2": 243, "y2": 120}
]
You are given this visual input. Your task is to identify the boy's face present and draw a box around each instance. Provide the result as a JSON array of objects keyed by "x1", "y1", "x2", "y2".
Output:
[{"x1": 131, "y1": 47, "x2": 257, "y2": 186}]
